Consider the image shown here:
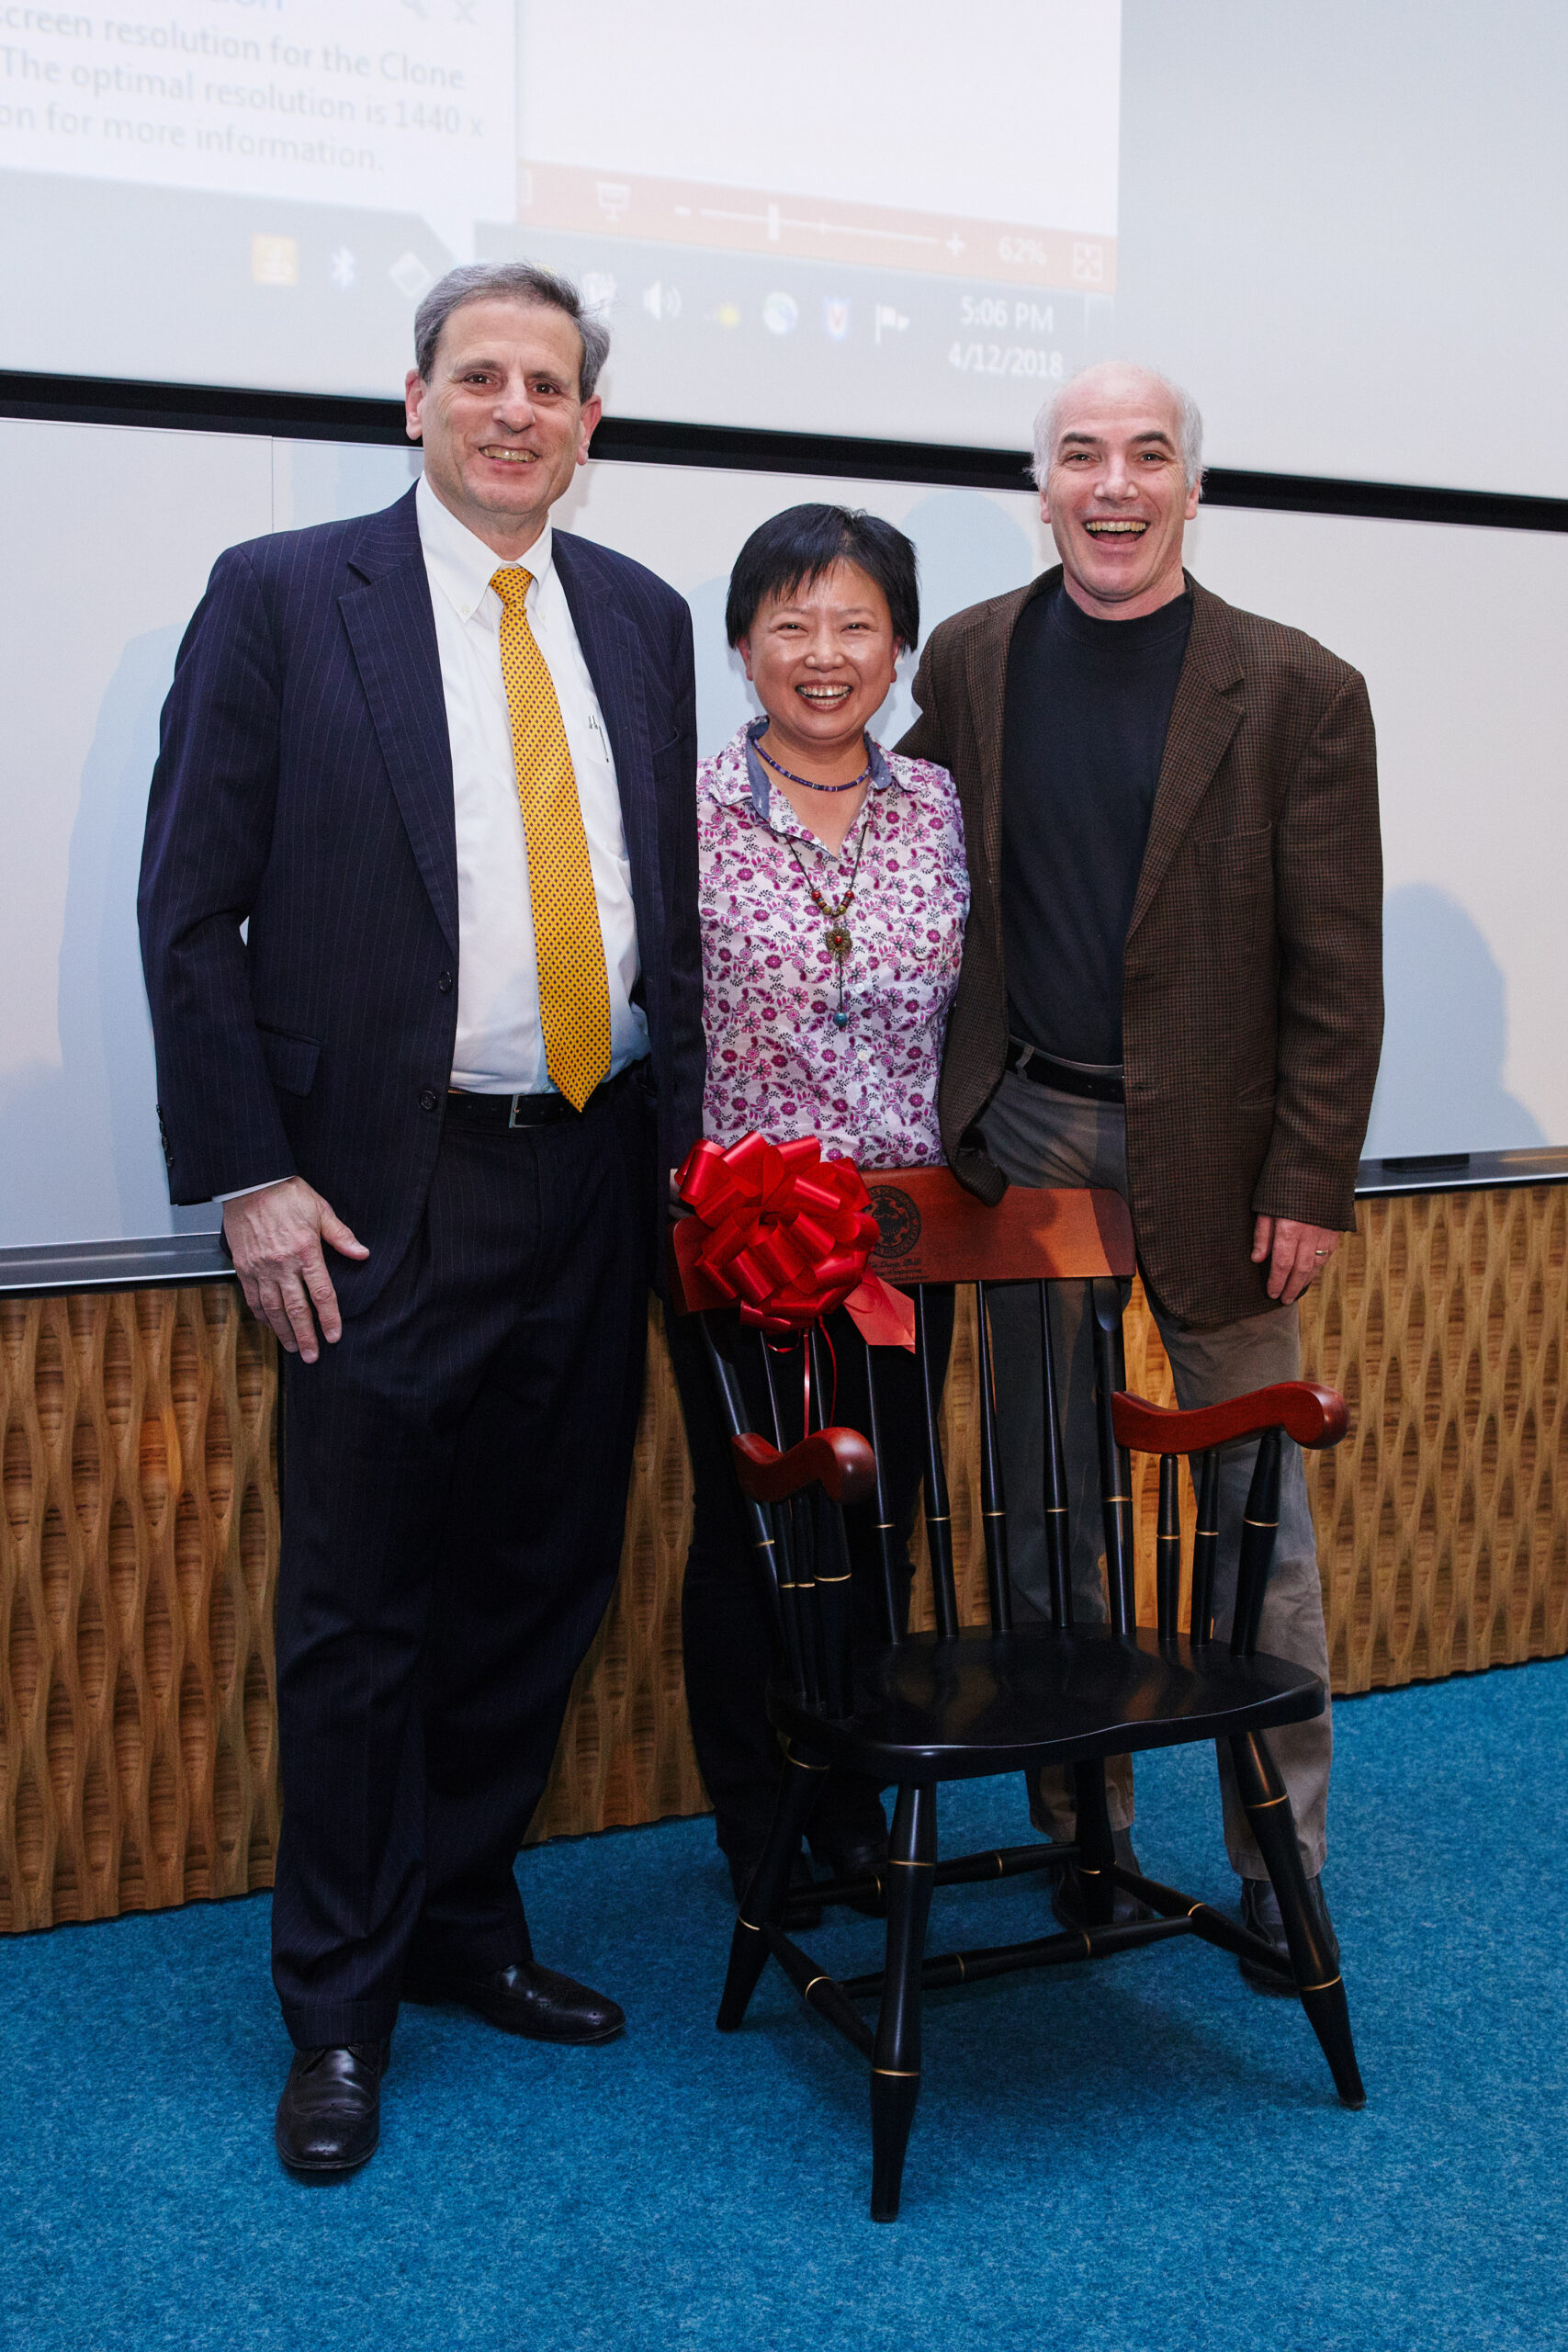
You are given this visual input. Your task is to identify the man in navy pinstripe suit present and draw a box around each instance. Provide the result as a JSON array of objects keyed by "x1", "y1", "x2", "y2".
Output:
[{"x1": 140, "y1": 263, "x2": 704, "y2": 2177}]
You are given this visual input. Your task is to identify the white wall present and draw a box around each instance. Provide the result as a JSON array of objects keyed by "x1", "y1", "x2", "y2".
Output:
[
  {"x1": 0, "y1": 421, "x2": 272, "y2": 1250},
  {"x1": 1183, "y1": 504, "x2": 1568, "y2": 1159},
  {"x1": 1114, "y1": 0, "x2": 1568, "y2": 495},
  {"x1": 1, "y1": 414, "x2": 1562, "y2": 1252}
]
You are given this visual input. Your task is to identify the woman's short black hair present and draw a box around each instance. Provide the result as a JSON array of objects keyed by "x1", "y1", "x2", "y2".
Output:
[{"x1": 724, "y1": 503, "x2": 920, "y2": 651}]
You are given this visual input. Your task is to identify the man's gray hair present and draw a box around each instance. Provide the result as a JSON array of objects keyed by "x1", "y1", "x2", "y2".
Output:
[
  {"x1": 413, "y1": 261, "x2": 611, "y2": 400},
  {"x1": 1031, "y1": 364, "x2": 1204, "y2": 491}
]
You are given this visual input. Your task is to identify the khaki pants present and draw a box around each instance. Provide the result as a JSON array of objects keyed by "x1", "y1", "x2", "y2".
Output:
[{"x1": 980, "y1": 1068, "x2": 1332, "y2": 1879}]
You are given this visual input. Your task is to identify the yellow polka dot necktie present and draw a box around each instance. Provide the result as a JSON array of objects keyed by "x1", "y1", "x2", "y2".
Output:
[{"x1": 491, "y1": 567, "x2": 613, "y2": 1111}]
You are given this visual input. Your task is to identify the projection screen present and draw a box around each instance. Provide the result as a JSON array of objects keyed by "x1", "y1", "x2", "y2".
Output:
[{"x1": 2, "y1": 2, "x2": 1563, "y2": 493}]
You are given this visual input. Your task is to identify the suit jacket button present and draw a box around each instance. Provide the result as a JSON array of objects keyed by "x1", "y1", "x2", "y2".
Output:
[
  {"x1": 420, "y1": 1088, "x2": 439, "y2": 1113},
  {"x1": 438, "y1": 970, "x2": 453, "y2": 993}
]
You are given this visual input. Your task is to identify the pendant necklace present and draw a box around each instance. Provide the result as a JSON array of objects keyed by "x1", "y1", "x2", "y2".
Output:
[
  {"x1": 775, "y1": 811, "x2": 873, "y2": 1031},
  {"x1": 754, "y1": 730, "x2": 874, "y2": 795}
]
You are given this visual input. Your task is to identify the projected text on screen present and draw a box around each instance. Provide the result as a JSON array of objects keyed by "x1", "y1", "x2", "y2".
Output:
[{"x1": 0, "y1": 1, "x2": 515, "y2": 261}]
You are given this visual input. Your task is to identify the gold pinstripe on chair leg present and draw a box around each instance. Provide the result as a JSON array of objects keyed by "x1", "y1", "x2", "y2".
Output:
[
  {"x1": 870, "y1": 1782, "x2": 938, "y2": 2221},
  {"x1": 1230, "y1": 1730, "x2": 1366, "y2": 2109}
]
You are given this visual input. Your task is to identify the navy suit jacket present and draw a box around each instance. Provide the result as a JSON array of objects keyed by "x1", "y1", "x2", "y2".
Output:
[{"x1": 139, "y1": 485, "x2": 705, "y2": 1314}]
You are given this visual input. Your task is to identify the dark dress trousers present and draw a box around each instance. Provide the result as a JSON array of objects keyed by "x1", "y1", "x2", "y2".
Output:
[{"x1": 139, "y1": 488, "x2": 704, "y2": 2046}]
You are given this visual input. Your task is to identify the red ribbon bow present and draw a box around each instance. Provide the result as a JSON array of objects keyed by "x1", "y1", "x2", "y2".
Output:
[{"x1": 672, "y1": 1134, "x2": 916, "y2": 1349}]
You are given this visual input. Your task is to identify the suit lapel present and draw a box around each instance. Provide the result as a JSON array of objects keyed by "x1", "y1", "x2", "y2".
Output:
[
  {"x1": 340, "y1": 488, "x2": 458, "y2": 955},
  {"x1": 960, "y1": 575, "x2": 1045, "y2": 889},
  {"x1": 553, "y1": 531, "x2": 662, "y2": 938},
  {"x1": 1126, "y1": 576, "x2": 1245, "y2": 940}
]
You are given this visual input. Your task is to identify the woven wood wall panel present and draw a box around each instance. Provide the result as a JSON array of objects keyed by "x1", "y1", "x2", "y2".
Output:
[
  {"x1": 1303, "y1": 1189, "x2": 1568, "y2": 1691},
  {"x1": 3, "y1": 1186, "x2": 1564, "y2": 1930},
  {"x1": 0, "y1": 1286, "x2": 278, "y2": 1935}
]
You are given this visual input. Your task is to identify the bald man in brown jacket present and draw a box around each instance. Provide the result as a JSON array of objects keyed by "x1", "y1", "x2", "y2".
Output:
[{"x1": 899, "y1": 364, "x2": 1382, "y2": 1983}]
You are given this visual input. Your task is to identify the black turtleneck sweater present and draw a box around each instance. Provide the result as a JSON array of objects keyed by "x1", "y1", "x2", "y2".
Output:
[{"x1": 999, "y1": 581, "x2": 1193, "y2": 1068}]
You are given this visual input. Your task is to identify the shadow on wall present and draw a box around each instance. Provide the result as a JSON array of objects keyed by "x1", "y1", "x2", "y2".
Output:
[
  {"x1": 275, "y1": 439, "x2": 421, "y2": 533},
  {"x1": 0, "y1": 444, "x2": 423, "y2": 1255},
  {"x1": 686, "y1": 485, "x2": 1040, "y2": 760},
  {"x1": 1362, "y1": 883, "x2": 1546, "y2": 1159},
  {"x1": 0, "y1": 627, "x2": 215, "y2": 1249}
]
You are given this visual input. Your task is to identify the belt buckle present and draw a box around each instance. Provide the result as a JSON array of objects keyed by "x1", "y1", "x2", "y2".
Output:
[{"x1": 506, "y1": 1092, "x2": 526, "y2": 1130}]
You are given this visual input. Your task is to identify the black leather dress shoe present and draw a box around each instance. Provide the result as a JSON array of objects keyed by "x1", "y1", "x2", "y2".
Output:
[
  {"x1": 275, "y1": 2040, "x2": 389, "y2": 2178},
  {"x1": 1237, "y1": 1872, "x2": 1341, "y2": 1993},
  {"x1": 808, "y1": 1828, "x2": 890, "y2": 1917},
  {"x1": 1050, "y1": 1827, "x2": 1156, "y2": 1932},
  {"x1": 403, "y1": 1958, "x2": 625, "y2": 2044}
]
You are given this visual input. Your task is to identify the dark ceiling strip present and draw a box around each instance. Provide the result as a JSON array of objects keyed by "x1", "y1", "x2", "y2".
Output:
[
  {"x1": 0, "y1": 368, "x2": 410, "y2": 445},
  {"x1": 2, "y1": 369, "x2": 1565, "y2": 534}
]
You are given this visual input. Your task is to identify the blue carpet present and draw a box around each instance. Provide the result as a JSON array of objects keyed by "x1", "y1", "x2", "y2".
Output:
[{"x1": 5, "y1": 1659, "x2": 1568, "y2": 2352}]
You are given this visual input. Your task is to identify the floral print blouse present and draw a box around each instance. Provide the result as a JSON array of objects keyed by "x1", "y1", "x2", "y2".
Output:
[{"x1": 696, "y1": 720, "x2": 969, "y2": 1168}]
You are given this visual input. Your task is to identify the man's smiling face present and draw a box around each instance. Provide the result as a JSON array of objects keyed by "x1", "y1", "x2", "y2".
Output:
[
  {"x1": 1042, "y1": 364, "x2": 1201, "y2": 619},
  {"x1": 405, "y1": 297, "x2": 600, "y2": 556}
]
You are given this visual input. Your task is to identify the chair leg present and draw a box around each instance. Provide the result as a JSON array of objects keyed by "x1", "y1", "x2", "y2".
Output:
[
  {"x1": 870, "y1": 1782, "x2": 937, "y2": 2222},
  {"x1": 716, "y1": 1745, "x2": 825, "y2": 2032},
  {"x1": 1229, "y1": 1732, "x2": 1366, "y2": 2110},
  {"x1": 1071, "y1": 1758, "x2": 1117, "y2": 1928}
]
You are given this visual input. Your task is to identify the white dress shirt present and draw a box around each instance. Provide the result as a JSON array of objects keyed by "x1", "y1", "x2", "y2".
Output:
[{"x1": 417, "y1": 473, "x2": 648, "y2": 1094}]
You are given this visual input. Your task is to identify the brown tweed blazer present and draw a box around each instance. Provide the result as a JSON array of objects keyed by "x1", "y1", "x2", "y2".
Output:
[{"x1": 898, "y1": 567, "x2": 1383, "y2": 1329}]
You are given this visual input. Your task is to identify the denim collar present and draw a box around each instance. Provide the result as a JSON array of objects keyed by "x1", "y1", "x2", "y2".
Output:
[{"x1": 742, "y1": 713, "x2": 895, "y2": 820}]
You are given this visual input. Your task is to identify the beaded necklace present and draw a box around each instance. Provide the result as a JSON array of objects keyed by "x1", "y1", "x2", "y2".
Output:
[
  {"x1": 771, "y1": 810, "x2": 873, "y2": 1031},
  {"x1": 754, "y1": 729, "x2": 874, "y2": 795}
]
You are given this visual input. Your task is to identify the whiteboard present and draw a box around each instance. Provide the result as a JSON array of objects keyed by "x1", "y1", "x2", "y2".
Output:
[{"x1": 0, "y1": 413, "x2": 1562, "y2": 1252}]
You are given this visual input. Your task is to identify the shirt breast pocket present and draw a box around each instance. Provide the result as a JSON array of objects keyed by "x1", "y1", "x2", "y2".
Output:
[
  {"x1": 1193, "y1": 824, "x2": 1273, "y2": 865},
  {"x1": 1191, "y1": 826, "x2": 1274, "y2": 918}
]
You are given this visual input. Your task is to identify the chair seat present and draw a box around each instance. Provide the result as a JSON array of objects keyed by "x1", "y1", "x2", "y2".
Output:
[{"x1": 768, "y1": 1622, "x2": 1325, "y2": 1784}]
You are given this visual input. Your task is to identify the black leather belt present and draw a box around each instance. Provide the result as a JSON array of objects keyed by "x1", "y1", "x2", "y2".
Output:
[
  {"x1": 1006, "y1": 1040, "x2": 1126, "y2": 1106},
  {"x1": 445, "y1": 1064, "x2": 637, "y2": 1129}
]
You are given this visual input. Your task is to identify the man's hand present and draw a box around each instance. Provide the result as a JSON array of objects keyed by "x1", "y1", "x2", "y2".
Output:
[
  {"x1": 1252, "y1": 1215, "x2": 1340, "y2": 1306},
  {"x1": 222, "y1": 1178, "x2": 369, "y2": 1363}
]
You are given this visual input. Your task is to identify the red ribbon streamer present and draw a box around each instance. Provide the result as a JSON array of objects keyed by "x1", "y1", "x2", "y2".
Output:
[{"x1": 673, "y1": 1133, "x2": 915, "y2": 1348}]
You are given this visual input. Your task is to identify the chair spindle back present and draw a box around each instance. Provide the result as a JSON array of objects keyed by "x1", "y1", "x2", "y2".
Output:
[
  {"x1": 915, "y1": 1288, "x2": 961, "y2": 1641},
  {"x1": 856, "y1": 1173, "x2": 1137, "y2": 1643},
  {"x1": 1089, "y1": 1278, "x2": 1137, "y2": 1639},
  {"x1": 970, "y1": 1281, "x2": 1013, "y2": 1632},
  {"x1": 857, "y1": 1330, "x2": 908, "y2": 1648},
  {"x1": 677, "y1": 1169, "x2": 1339, "y2": 1717}
]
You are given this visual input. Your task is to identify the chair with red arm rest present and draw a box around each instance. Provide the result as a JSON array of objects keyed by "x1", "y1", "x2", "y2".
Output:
[{"x1": 671, "y1": 1165, "x2": 1364, "y2": 2222}]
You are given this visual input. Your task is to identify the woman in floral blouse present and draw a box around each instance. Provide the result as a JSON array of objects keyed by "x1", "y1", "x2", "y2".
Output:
[{"x1": 665, "y1": 504, "x2": 969, "y2": 1916}]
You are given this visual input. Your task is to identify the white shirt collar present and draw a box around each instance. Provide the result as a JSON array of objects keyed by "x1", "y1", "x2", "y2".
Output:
[{"x1": 415, "y1": 473, "x2": 556, "y2": 623}]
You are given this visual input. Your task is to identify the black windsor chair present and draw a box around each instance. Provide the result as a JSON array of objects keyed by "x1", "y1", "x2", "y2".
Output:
[{"x1": 671, "y1": 1163, "x2": 1365, "y2": 2222}]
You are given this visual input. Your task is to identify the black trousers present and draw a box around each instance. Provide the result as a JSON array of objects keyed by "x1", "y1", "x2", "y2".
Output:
[
  {"x1": 271, "y1": 1070, "x2": 656, "y2": 2048},
  {"x1": 665, "y1": 1289, "x2": 954, "y2": 1865}
]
